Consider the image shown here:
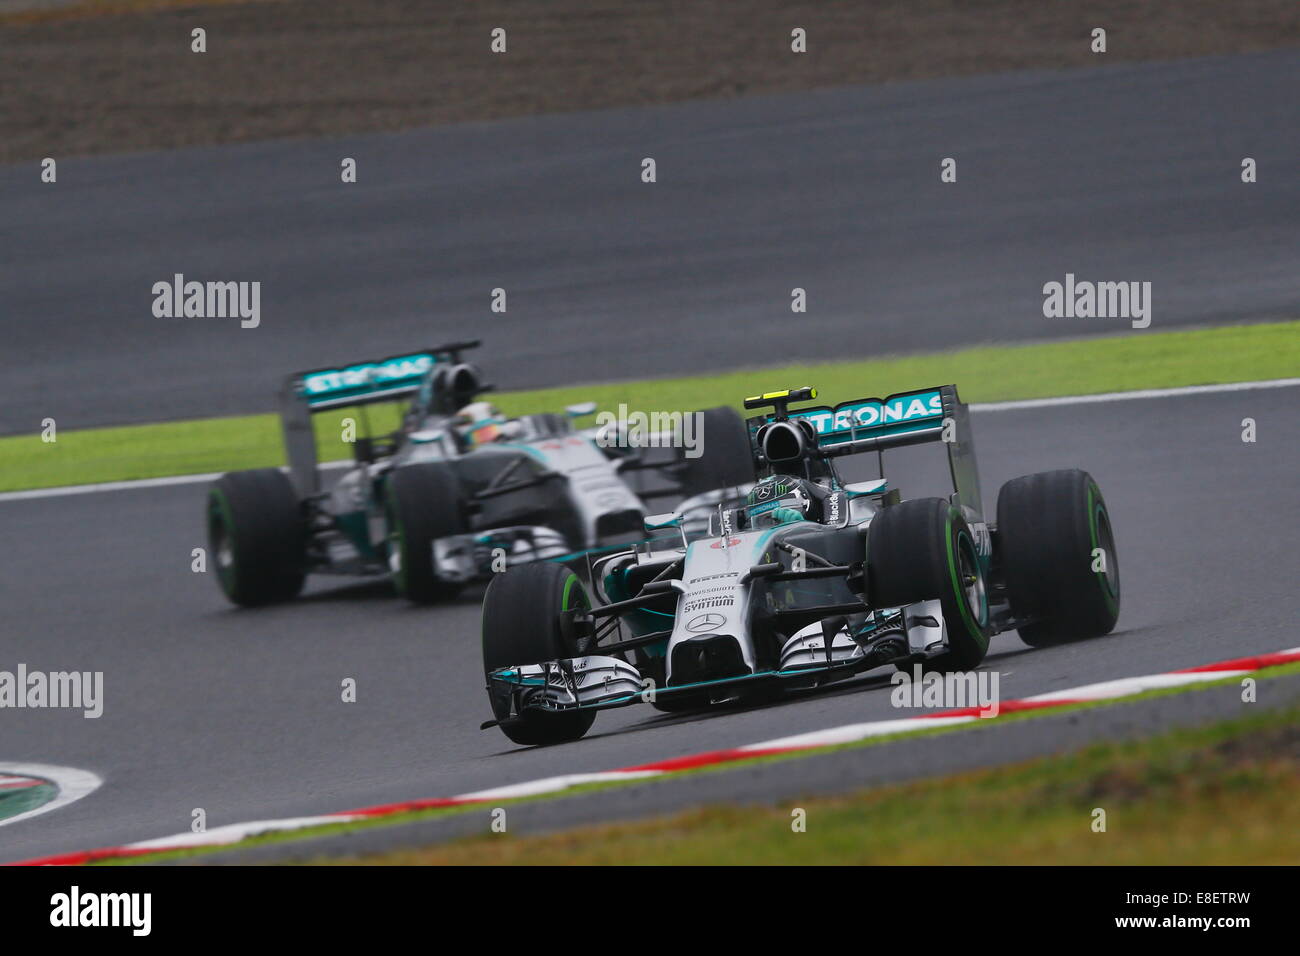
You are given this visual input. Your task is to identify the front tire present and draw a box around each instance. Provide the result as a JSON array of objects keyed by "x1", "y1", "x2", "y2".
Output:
[
  {"x1": 482, "y1": 562, "x2": 597, "y2": 746},
  {"x1": 386, "y1": 463, "x2": 468, "y2": 603},
  {"x1": 207, "y1": 468, "x2": 306, "y2": 607},
  {"x1": 996, "y1": 469, "x2": 1120, "y2": 646},
  {"x1": 868, "y1": 497, "x2": 990, "y2": 671}
]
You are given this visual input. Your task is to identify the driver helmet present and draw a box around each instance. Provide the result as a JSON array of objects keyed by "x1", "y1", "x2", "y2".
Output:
[
  {"x1": 745, "y1": 475, "x2": 813, "y2": 526},
  {"x1": 454, "y1": 401, "x2": 510, "y2": 448}
]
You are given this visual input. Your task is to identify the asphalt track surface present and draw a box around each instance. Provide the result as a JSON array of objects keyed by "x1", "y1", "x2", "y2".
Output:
[
  {"x1": 2, "y1": 388, "x2": 1296, "y2": 863},
  {"x1": 3, "y1": 50, "x2": 1299, "y2": 434},
  {"x1": 202, "y1": 671, "x2": 1300, "y2": 864}
]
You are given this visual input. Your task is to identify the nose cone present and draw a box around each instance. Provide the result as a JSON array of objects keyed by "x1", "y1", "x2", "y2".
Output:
[
  {"x1": 667, "y1": 530, "x2": 772, "y2": 683},
  {"x1": 668, "y1": 632, "x2": 749, "y2": 686}
]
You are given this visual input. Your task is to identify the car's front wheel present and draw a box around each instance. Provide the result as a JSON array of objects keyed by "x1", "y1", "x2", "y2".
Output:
[
  {"x1": 482, "y1": 562, "x2": 598, "y2": 746},
  {"x1": 867, "y1": 497, "x2": 991, "y2": 671},
  {"x1": 386, "y1": 463, "x2": 468, "y2": 603}
]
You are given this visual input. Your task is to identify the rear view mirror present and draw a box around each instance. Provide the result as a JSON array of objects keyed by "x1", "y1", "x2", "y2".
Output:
[
  {"x1": 566, "y1": 401, "x2": 598, "y2": 418},
  {"x1": 844, "y1": 479, "x2": 888, "y2": 497},
  {"x1": 643, "y1": 512, "x2": 682, "y2": 531}
]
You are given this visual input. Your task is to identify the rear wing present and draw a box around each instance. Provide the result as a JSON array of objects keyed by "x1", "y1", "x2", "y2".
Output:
[
  {"x1": 787, "y1": 387, "x2": 946, "y2": 451},
  {"x1": 747, "y1": 384, "x2": 984, "y2": 526},
  {"x1": 279, "y1": 342, "x2": 479, "y2": 496},
  {"x1": 296, "y1": 352, "x2": 437, "y2": 411}
]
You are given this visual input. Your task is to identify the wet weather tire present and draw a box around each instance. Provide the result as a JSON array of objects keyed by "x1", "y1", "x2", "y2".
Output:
[
  {"x1": 207, "y1": 468, "x2": 306, "y2": 607},
  {"x1": 868, "y1": 497, "x2": 990, "y2": 671},
  {"x1": 482, "y1": 562, "x2": 597, "y2": 746},
  {"x1": 996, "y1": 469, "x2": 1120, "y2": 646},
  {"x1": 386, "y1": 463, "x2": 468, "y2": 604}
]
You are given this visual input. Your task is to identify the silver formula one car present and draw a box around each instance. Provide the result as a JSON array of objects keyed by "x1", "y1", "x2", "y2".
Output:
[
  {"x1": 481, "y1": 384, "x2": 1121, "y2": 745},
  {"x1": 207, "y1": 341, "x2": 754, "y2": 606}
]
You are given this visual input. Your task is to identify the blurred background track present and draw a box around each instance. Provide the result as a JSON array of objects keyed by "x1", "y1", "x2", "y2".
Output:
[
  {"x1": 4, "y1": 0, "x2": 1299, "y2": 162},
  {"x1": 3, "y1": 48, "x2": 1297, "y2": 432}
]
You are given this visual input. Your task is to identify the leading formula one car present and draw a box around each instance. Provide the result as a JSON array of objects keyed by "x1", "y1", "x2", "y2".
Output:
[
  {"x1": 482, "y1": 384, "x2": 1121, "y2": 745},
  {"x1": 207, "y1": 341, "x2": 754, "y2": 606}
]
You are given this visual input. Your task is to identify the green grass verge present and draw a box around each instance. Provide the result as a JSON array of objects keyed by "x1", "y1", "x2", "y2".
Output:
[
  {"x1": 91, "y1": 661, "x2": 1300, "y2": 865},
  {"x1": 5, "y1": 321, "x2": 1296, "y2": 493},
  {"x1": 327, "y1": 700, "x2": 1300, "y2": 865}
]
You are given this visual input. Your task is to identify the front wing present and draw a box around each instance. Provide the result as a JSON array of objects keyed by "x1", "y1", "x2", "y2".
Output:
[{"x1": 484, "y1": 599, "x2": 953, "y2": 721}]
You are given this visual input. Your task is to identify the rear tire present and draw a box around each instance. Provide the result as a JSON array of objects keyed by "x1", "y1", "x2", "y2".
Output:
[
  {"x1": 675, "y1": 406, "x2": 755, "y2": 498},
  {"x1": 386, "y1": 463, "x2": 468, "y2": 603},
  {"x1": 996, "y1": 469, "x2": 1120, "y2": 646},
  {"x1": 868, "y1": 497, "x2": 990, "y2": 671},
  {"x1": 207, "y1": 469, "x2": 306, "y2": 607},
  {"x1": 482, "y1": 562, "x2": 598, "y2": 745}
]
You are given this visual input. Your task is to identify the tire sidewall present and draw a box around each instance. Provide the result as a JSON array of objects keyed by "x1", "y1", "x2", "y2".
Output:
[
  {"x1": 207, "y1": 486, "x2": 241, "y2": 601},
  {"x1": 1087, "y1": 481, "x2": 1121, "y2": 618},
  {"x1": 938, "y1": 508, "x2": 991, "y2": 669}
]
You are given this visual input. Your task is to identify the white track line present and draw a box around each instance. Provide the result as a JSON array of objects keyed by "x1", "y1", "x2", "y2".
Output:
[
  {"x1": 740, "y1": 714, "x2": 979, "y2": 751},
  {"x1": 1024, "y1": 670, "x2": 1242, "y2": 703},
  {"x1": 457, "y1": 769, "x2": 665, "y2": 802},
  {"x1": 969, "y1": 377, "x2": 1300, "y2": 412},
  {"x1": 126, "y1": 814, "x2": 369, "y2": 851},
  {"x1": 3, "y1": 377, "x2": 1297, "y2": 504},
  {"x1": 0, "y1": 459, "x2": 351, "y2": 503}
]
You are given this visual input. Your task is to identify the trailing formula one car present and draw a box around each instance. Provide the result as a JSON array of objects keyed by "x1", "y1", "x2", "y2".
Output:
[
  {"x1": 482, "y1": 384, "x2": 1121, "y2": 745},
  {"x1": 207, "y1": 341, "x2": 754, "y2": 606}
]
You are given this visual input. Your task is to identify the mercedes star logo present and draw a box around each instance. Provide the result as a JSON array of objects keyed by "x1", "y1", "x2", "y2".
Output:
[{"x1": 686, "y1": 613, "x2": 726, "y2": 633}]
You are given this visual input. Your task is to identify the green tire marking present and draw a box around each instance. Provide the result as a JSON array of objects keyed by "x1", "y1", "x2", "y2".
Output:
[
  {"x1": 1087, "y1": 483, "x2": 1120, "y2": 614},
  {"x1": 944, "y1": 510, "x2": 989, "y2": 651},
  {"x1": 561, "y1": 571, "x2": 589, "y2": 613},
  {"x1": 207, "y1": 487, "x2": 239, "y2": 599}
]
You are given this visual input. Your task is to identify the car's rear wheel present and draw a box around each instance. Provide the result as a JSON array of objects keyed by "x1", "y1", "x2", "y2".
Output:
[
  {"x1": 675, "y1": 406, "x2": 755, "y2": 498},
  {"x1": 868, "y1": 497, "x2": 990, "y2": 671},
  {"x1": 996, "y1": 469, "x2": 1120, "y2": 646},
  {"x1": 207, "y1": 468, "x2": 306, "y2": 607},
  {"x1": 386, "y1": 463, "x2": 468, "y2": 603},
  {"x1": 482, "y1": 562, "x2": 598, "y2": 745}
]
